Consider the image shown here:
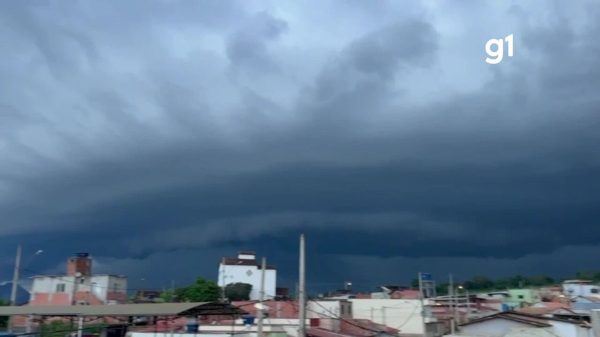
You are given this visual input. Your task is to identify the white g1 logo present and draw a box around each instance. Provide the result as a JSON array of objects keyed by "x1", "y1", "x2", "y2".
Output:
[{"x1": 485, "y1": 34, "x2": 514, "y2": 64}]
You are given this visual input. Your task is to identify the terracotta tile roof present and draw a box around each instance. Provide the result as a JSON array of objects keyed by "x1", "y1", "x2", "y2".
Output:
[
  {"x1": 517, "y1": 307, "x2": 574, "y2": 315},
  {"x1": 308, "y1": 328, "x2": 355, "y2": 337},
  {"x1": 390, "y1": 290, "x2": 420, "y2": 299},
  {"x1": 341, "y1": 319, "x2": 398, "y2": 336}
]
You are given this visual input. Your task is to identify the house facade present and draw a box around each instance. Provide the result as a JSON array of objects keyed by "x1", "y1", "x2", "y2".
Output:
[
  {"x1": 459, "y1": 312, "x2": 593, "y2": 337},
  {"x1": 218, "y1": 251, "x2": 276, "y2": 301},
  {"x1": 29, "y1": 253, "x2": 128, "y2": 305},
  {"x1": 563, "y1": 280, "x2": 600, "y2": 298}
]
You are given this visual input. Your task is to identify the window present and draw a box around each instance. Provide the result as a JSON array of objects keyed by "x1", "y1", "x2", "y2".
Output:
[
  {"x1": 56, "y1": 283, "x2": 66, "y2": 292},
  {"x1": 591, "y1": 289, "x2": 598, "y2": 294},
  {"x1": 518, "y1": 295, "x2": 524, "y2": 299}
]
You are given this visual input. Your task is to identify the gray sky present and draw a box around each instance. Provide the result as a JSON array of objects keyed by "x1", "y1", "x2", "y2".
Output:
[{"x1": 1, "y1": 0, "x2": 600, "y2": 292}]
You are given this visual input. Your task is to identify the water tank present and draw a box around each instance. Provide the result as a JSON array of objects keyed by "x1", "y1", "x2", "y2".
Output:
[
  {"x1": 186, "y1": 317, "x2": 199, "y2": 332},
  {"x1": 186, "y1": 324, "x2": 199, "y2": 333},
  {"x1": 242, "y1": 316, "x2": 255, "y2": 325},
  {"x1": 0, "y1": 333, "x2": 18, "y2": 337}
]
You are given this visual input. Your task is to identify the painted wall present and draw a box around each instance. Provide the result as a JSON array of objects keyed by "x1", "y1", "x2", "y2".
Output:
[
  {"x1": 29, "y1": 274, "x2": 127, "y2": 305},
  {"x1": 563, "y1": 283, "x2": 600, "y2": 297},
  {"x1": 350, "y1": 299, "x2": 423, "y2": 335},
  {"x1": 308, "y1": 300, "x2": 352, "y2": 319},
  {"x1": 460, "y1": 319, "x2": 593, "y2": 337},
  {"x1": 549, "y1": 321, "x2": 593, "y2": 337},
  {"x1": 218, "y1": 264, "x2": 276, "y2": 300},
  {"x1": 506, "y1": 289, "x2": 541, "y2": 308},
  {"x1": 460, "y1": 319, "x2": 536, "y2": 337}
]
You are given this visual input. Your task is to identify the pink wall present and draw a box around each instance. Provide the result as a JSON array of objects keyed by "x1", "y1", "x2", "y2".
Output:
[
  {"x1": 30, "y1": 291, "x2": 111, "y2": 305},
  {"x1": 30, "y1": 293, "x2": 70, "y2": 305}
]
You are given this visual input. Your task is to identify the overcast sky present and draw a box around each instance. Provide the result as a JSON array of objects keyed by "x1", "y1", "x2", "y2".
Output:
[{"x1": 1, "y1": 0, "x2": 600, "y2": 293}]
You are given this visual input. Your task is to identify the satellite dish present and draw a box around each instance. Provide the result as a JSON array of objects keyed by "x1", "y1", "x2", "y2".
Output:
[{"x1": 254, "y1": 303, "x2": 270, "y2": 310}]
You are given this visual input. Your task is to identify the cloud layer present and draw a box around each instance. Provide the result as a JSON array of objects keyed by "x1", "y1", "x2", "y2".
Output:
[{"x1": 1, "y1": 0, "x2": 599, "y2": 290}]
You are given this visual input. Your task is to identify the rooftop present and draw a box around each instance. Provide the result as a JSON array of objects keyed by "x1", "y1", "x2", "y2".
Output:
[
  {"x1": 0, "y1": 302, "x2": 246, "y2": 317},
  {"x1": 460, "y1": 311, "x2": 590, "y2": 328},
  {"x1": 31, "y1": 274, "x2": 127, "y2": 279},
  {"x1": 563, "y1": 280, "x2": 594, "y2": 284},
  {"x1": 221, "y1": 257, "x2": 276, "y2": 269}
]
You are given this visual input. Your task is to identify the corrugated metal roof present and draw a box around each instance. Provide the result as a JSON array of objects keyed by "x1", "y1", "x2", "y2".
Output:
[
  {"x1": 0, "y1": 302, "x2": 245, "y2": 317},
  {"x1": 459, "y1": 311, "x2": 590, "y2": 328}
]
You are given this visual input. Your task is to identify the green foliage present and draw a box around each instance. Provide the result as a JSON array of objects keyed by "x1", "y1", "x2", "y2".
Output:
[
  {"x1": 224, "y1": 283, "x2": 252, "y2": 301},
  {"x1": 574, "y1": 271, "x2": 600, "y2": 282},
  {"x1": 0, "y1": 299, "x2": 7, "y2": 328},
  {"x1": 40, "y1": 320, "x2": 73, "y2": 337},
  {"x1": 411, "y1": 279, "x2": 419, "y2": 289},
  {"x1": 172, "y1": 278, "x2": 220, "y2": 302},
  {"x1": 159, "y1": 289, "x2": 176, "y2": 303},
  {"x1": 464, "y1": 276, "x2": 494, "y2": 290},
  {"x1": 434, "y1": 274, "x2": 563, "y2": 294}
]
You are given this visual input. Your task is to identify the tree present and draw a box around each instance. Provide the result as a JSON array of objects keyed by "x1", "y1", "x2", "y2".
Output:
[
  {"x1": 0, "y1": 299, "x2": 8, "y2": 329},
  {"x1": 159, "y1": 289, "x2": 175, "y2": 303},
  {"x1": 464, "y1": 276, "x2": 494, "y2": 290},
  {"x1": 174, "y1": 278, "x2": 220, "y2": 302},
  {"x1": 225, "y1": 283, "x2": 252, "y2": 301},
  {"x1": 40, "y1": 320, "x2": 73, "y2": 337}
]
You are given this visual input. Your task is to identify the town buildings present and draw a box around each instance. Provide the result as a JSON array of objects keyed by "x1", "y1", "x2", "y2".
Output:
[
  {"x1": 563, "y1": 280, "x2": 600, "y2": 298},
  {"x1": 457, "y1": 311, "x2": 594, "y2": 337},
  {"x1": 29, "y1": 253, "x2": 128, "y2": 305},
  {"x1": 218, "y1": 251, "x2": 276, "y2": 301}
]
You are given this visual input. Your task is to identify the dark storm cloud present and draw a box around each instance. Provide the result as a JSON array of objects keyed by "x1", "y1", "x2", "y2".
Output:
[
  {"x1": 1, "y1": 0, "x2": 600, "y2": 289},
  {"x1": 226, "y1": 11, "x2": 288, "y2": 70}
]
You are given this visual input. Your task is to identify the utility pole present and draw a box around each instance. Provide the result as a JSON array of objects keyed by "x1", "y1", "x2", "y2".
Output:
[
  {"x1": 77, "y1": 316, "x2": 84, "y2": 337},
  {"x1": 448, "y1": 274, "x2": 455, "y2": 335},
  {"x1": 465, "y1": 288, "x2": 470, "y2": 322},
  {"x1": 418, "y1": 272, "x2": 427, "y2": 337},
  {"x1": 298, "y1": 234, "x2": 306, "y2": 337},
  {"x1": 220, "y1": 258, "x2": 226, "y2": 302},
  {"x1": 72, "y1": 272, "x2": 82, "y2": 305},
  {"x1": 8, "y1": 244, "x2": 22, "y2": 332},
  {"x1": 258, "y1": 257, "x2": 266, "y2": 337}
]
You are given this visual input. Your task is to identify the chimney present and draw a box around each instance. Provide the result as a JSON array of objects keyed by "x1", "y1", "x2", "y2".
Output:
[{"x1": 67, "y1": 253, "x2": 92, "y2": 277}]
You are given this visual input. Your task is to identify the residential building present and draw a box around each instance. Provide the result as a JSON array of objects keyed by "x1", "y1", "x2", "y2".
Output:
[
  {"x1": 217, "y1": 251, "x2": 276, "y2": 301},
  {"x1": 29, "y1": 253, "x2": 128, "y2": 305},
  {"x1": 572, "y1": 296, "x2": 600, "y2": 312},
  {"x1": 458, "y1": 311, "x2": 594, "y2": 337},
  {"x1": 478, "y1": 289, "x2": 542, "y2": 310},
  {"x1": 350, "y1": 298, "x2": 446, "y2": 337},
  {"x1": 563, "y1": 280, "x2": 600, "y2": 298},
  {"x1": 505, "y1": 289, "x2": 542, "y2": 309}
]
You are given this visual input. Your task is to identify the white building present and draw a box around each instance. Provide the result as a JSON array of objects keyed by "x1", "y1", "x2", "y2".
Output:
[
  {"x1": 218, "y1": 251, "x2": 276, "y2": 301},
  {"x1": 350, "y1": 298, "x2": 443, "y2": 336},
  {"x1": 563, "y1": 280, "x2": 600, "y2": 298}
]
